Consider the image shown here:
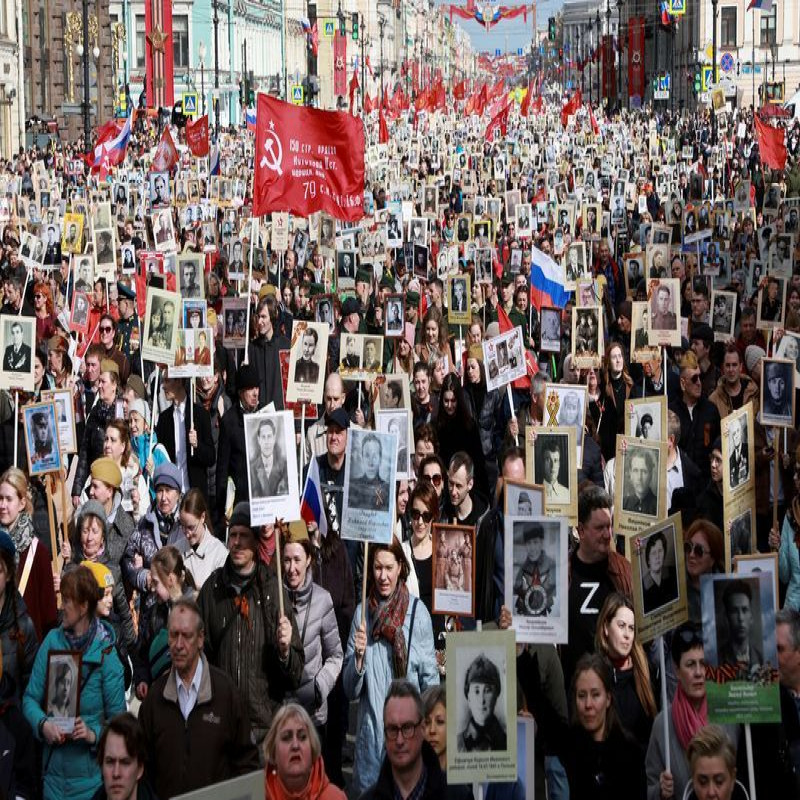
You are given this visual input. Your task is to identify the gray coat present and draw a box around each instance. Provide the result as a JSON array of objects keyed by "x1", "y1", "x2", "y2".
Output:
[
  {"x1": 285, "y1": 572, "x2": 343, "y2": 725},
  {"x1": 645, "y1": 706, "x2": 739, "y2": 800}
]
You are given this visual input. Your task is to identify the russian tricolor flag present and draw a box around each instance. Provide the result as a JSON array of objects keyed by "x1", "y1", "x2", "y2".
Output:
[
  {"x1": 210, "y1": 145, "x2": 220, "y2": 176},
  {"x1": 529, "y1": 244, "x2": 570, "y2": 310},
  {"x1": 300, "y1": 457, "x2": 328, "y2": 538},
  {"x1": 747, "y1": 0, "x2": 773, "y2": 9},
  {"x1": 246, "y1": 107, "x2": 257, "y2": 132}
]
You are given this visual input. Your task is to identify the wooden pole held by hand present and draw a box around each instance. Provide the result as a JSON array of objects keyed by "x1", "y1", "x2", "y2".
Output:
[{"x1": 361, "y1": 541, "x2": 369, "y2": 627}]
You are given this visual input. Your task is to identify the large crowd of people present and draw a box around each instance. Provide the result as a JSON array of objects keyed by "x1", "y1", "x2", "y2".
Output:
[{"x1": 0, "y1": 84, "x2": 797, "y2": 800}]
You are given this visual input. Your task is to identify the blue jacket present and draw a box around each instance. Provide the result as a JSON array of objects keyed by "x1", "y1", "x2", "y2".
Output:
[
  {"x1": 779, "y1": 514, "x2": 800, "y2": 612},
  {"x1": 343, "y1": 595, "x2": 439, "y2": 795},
  {"x1": 22, "y1": 621, "x2": 126, "y2": 800}
]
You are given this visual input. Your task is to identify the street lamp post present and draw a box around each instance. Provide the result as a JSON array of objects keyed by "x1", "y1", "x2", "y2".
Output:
[
  {"x1": 711, "y1": 0, "x2": 717, "y2": 144},
  {"x1": 606, "y1": 0, "x2": 611, "y2": 108},
  {"x1": 617, "y1": 0, "x2": 623, "y2": 111},
  {"x1": 771, "y1": 41, "x2": 778, "y2": 82},
  {"x1": 595, "y1": 9, "x2": 601, "y2": 106},
  {"x1": 577, "y1": 28, "x2": 583, "y2": 95},
  {"x1": 80, "y1": 0, "x2": 90, "y2": 148},
  {"x1": 379, "y1": 15, "x2": 386, "y2": 107},
  {"x1": 198, "y1": 42, "x2": 206, "y2": 116},
  {"x1": 213, "y1": 0, "x2": 220, "y2": 138}
]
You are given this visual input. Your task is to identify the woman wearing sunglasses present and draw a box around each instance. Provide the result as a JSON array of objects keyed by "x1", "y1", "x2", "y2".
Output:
[
  {"x1": 769, "y1": 447, "x2": 800, "y2": 611},
  {"x1": 683, "y1": 519, "x2": 725, "y2": 624},
  {"x1": 645, "y1": 623, "x2": 740, "y2": 800},
  {"x1": 343, "y1": 538, "x2": 438, "y2": 795}
]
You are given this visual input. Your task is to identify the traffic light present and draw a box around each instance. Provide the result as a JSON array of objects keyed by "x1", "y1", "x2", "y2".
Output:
[
  {"x1": 338, "y1": 13, "x2": 346, "y2": 36},
  {"x1": 548, "y1": 17, "x2": 556, "y2": 41},
  {"x1": 352, "y1": 12, "x2": 359, "y2": 41},
  {"x1": 247, "y1": 71, "x2": 255, "y2": 106},
  {"x1": 694, "y1": 71, "x2": 701, "y2": 94}
]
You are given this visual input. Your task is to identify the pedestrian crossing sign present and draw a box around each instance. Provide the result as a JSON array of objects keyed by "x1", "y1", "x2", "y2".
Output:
[
  {"x1": 291, "y1": 85, "x2": 304, "y2": 105},
  {"x1": 182, "y1": 93, "x2": 198, "y2": 116},
  {"x1": 324, "y1": 20, "x2": 335, "y2": 37}
]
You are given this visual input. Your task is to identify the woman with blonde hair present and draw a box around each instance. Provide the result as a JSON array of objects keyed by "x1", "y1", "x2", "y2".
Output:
[
  {"x1": 264, "y1": 703, "x2": 345, "y2": 800},
  {"x1": 0, "y1": 468, "x2": 57, "y2": 640},
  {"x1": 686, "y1": 725, "x2": 747, "y2": 800},
  {"x1": 595, "y1": 593, "x2": 657, "y2": 747}
]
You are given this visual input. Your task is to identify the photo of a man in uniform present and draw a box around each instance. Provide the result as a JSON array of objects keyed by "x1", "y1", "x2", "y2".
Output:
[
  {"x1": 248, "y1": 417, "x2": 289, "y2": 497},
  {"x1": 348, "y1": 434, "x2": 390, "y2": 511},
  {"x1": 622, "y1": 447, "x2": 658, "y2": 515}
]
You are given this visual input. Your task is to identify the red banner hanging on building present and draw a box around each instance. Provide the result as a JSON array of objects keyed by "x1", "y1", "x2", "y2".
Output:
[
  {"x1": 252, "y1": 93, "x2": 365, "y2": 222},
  {"x1": 628, "y1": 17, "x2": 646, "y2": 101},
  {"x1": 333, "y1": 32, "x2": 347, "y2": 98},
  {"x1": 602, "y1": 35, "x2": 616, "y2": 103},
  {"x1": 144, "y1": 0, "x2": 174, "y2": 108}
]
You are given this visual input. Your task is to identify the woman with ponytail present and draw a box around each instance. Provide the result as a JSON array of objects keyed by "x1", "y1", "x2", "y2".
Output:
[
  {"x1": 595, "y1": 593, "x2": 657, "y2": 749},
  {"x1": 0, "y1": 529, "x2": 37, "y2": 697}
]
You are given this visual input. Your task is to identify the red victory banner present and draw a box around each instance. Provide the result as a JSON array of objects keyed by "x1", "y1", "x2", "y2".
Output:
[
  {"x1": 185, "y1": 115, "x2": 209, "y2": 157},
  {"x1": 253, "y1": 93, "x2": 365, "y2": 222},
  {"x1": 628, "y1": 17, "x2": 646, "y2": 101},
  {"x1": 333, "y1": 32, "x2": 347, "y2": 97},
  {"x1": 145, "y1": 0, "x2": 174, "y2": 108}
]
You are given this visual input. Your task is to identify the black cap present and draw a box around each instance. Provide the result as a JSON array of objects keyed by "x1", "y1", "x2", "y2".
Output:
[
  {"x1": 325, "y1": 407, "x2": 350, "y2": 430},
  {"x1": 236, "y1": 363, "x2": 260, "y2": 392},
  {"x1": 117, "y1": 281, "x2": 136, "y2": 300}
]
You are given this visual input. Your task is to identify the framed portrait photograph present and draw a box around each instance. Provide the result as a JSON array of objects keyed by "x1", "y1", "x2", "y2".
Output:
[
  {"x1": 614, "y1": 437, "x2": 668, "y2": 534},
  {"x1": 504, "y1": 516, "x2": 568, "y2": 643},
  {"x1": 69, "y1": 289, "x2": 91, "y2": 335},
  {"x1": 177, "y1": 254, "x2": 205, "y2": 300},
  {"x1": 336, "y1": 250, "x2": 356, "y2": 287},
  {"x1": 142, "y1": 287, "x2": 180, "y2": 365},
  {"x1": 182, "y1": 299, "x2": 207, "y2": 330},
  {"x1": 0, "y1": 316, "x2": 35, "y2": 392},
  {"x1": 169, "y1": 328, "x2": 215, "y2": 379},
  {"x1": 23, "y1": 400, "x2": 61, "y2": 475},
  {"x1": 710, "y1": 290, "x2": 737, "y2": 342},
  {"x1": 341, "y1": 428, "x2": 398, "y2": 544},
  {"x1": 721, "y1": 403, "x2": 754, "y2": 496},
  {"x1": 445, "y1": 630, "x2": 517, "y2": 784},
  {"x1": 92, "y1": 228, "x2": 116, "y2": 277},
  {"x1": 448, "y1": 274, "x2": 471, "y2": 327},
  {"x1": 120, "y1": 242, "x2": 137, "y2": 275},
  {"x1": 45, "y1": 650, "x2": 81, "y2": 733},
  {"x1": 734, "y1": 552, "x2": 779, "y2": 609},
  {"x1": 482, "y1": 328, "x2": 526, "y2": 392},
  {"x1": 286, "y1": 321, "x2": 329, "y2": 405},
  {"x1": 629, "y1": 515, "x2": 688, "y2": 641},
  {"x1": 61, "y1": 213, "x2": 84, "y2": 255},
  {"x1": 775, "y1": 331, "x2": 800, "y2": 382},
  {"x1": 504, "y1": 480, "x2": 544, "y2": 518},
  {"x1": 244, "y1": 410, "x2": 300, "y2": 526},
  {"x1": 539, "y1": 307, "x2": 562, "y2": 354},
  {"x1": 431, "y1": 524, "x2": 475, "y2": 617},
  {"x1": 515, "y1": 203, "x2": 532, "y2": 238},
  {"x1": 647, "y1": 278, "x2": 681, "y2": 347},
  {"x1": 725, "y1": 506, "x2": 755, "y2": 571},
  {"x1": 624, "y1": 396, "x2": 667, "y2": 442},
  {"x1": 384, "y1": 294, "x2": 405, "y2": 338},
  {"x1": 563, "y1": 241, "x2": 586, "y2": 287},
  {"x1": 375, "y1": 409, "x2": 411, "y2": 479},
  {"x1": 760, "y1": 357, "x2": 795, "y2": 427},
  {"x1": 700, "y1": 573, "x2": 780, "y2": 723},
  {"x1": 338, "y1": 332, "x2": 384, "y2": 382},
  {"x1": 571, "y1": 305, "x2": 603, "y2": 369},
  {"x1": 152, "y1": 210, "x2": 177, "y2": 254},
  {"x1": 543, "y1": 384, "x2": 587, "y2": 458},
  {"x1": 526, "y1": 426, "x2": 577, "y2": 524},
  {"x1": 41, "y1": 389, "x2": 78, "y2": 455},
  {"x1": 149, "y1": 171, "x2": 171, "y2": 208},
  {"x1": 756, "y1": 276, "x2": 786, "y2": 330},
  {"x1": 575, "y1": 278, "x2": 602, "y2": 309},
  {"x1": 631, "y1": 300, "x2": 660, "y2": 363},
  {"x1": 412, "y1": 243, "x2": 429, "y2": 280},
  {"x1": 221, "y1": 297, "x2": 249, "y2": 350}
]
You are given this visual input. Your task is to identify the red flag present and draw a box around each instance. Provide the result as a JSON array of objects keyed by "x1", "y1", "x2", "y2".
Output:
[
  {"x1": 530, "y1": 95, "x2": 543, "y2": 114},
  {"x1": 333, "y1": 33, "x2": 347, "y2": 97},
  {"x1": 309, "y1": 22, "x2": 319, "y2": 57},
  {"x1": 348, "y1": 68, "x2": 359, "y2": 115},
  {"x1": 453, "y1": 80, "x2": 466, "y2": 101},
  {"x1": 253, "y1": 93, "x2": 365, "y2": 222},
  {"x1": 150, "y1": 126, "x2": 179, "y2": 172},
  {"x1": 414, "y1": 88, "x2": 430, "y2": 113},
  {"x1": 520, "y1": 83, "x2": 532, "y2": 117},
  {"x1": 755, "y1": 116, "x2": 787, "y2": 170},
  {"x1": 363, "y1": 94, "x2": 374, "y2": 114},
  {"x1": 484, "y1": 102, "x2": 511, "y2": 142},
  {"x1": 588, "y1": 104, "x2": 600, "y2": 136},
  {"x1": 185, "y1": 115, "x2": 209, "y2": 157},
  {"x1": 560, "y1": 89, "x2": 582, "y2": 127},
  {"x1": 474, "y1": 83, "x2": 489, "y2": 116},
  {"x1": 379, "y1": 109, "x2": 389, "y2": 144}
]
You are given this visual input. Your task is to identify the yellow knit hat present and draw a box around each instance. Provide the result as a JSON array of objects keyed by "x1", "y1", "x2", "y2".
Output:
[{"x1": 81, "y1": 560, "x2": 114, "y2": 589}]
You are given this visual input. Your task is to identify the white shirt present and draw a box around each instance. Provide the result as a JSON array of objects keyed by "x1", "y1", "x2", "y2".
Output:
[
  {"x1": 666, "y1": 450, "x2": 684, "y2": 510},
  {"x1": 173, "y1": 399, "x2": 189, "y2": 491},
  {"x1": 176, "y1": 657, "x2": 203, "y2": 720}
]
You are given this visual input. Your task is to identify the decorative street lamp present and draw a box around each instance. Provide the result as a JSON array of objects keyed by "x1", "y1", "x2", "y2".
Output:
[{"x1": 198, "y1": 41, "x2": 206, "y2": 117}]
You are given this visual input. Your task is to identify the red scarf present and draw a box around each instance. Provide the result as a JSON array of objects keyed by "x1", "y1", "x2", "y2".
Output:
[
  {"x1": 369, "y1": 581, "x2": 410, "y2": 678},
  {"x1": 671, "y1": 682, "x2": 708, "y2": 751}
]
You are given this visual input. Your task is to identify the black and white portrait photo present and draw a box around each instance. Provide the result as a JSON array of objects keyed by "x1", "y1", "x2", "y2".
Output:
[
  {"x1": 342, "y1": 428, "x2": 398, "y2": 544},
  {"x1": 120, "y1": 243, "x2": 137, "y2": 275},
  {"x1": 712, "y1": 576, "x2": 765, "y2": 672},
  {"x1": 775, "y1": 332, "x2": 800, "y2": 380},
  {"x1": 177, "y1": 255, "x2": 204, "y2": 299},
  {"x1": 757, "y1": 276, "x2": 786, "y2": 328},
  {"x1": 572, "y1": 306, "x2": 602, "y2": 368},
  {"x1": 638, "y1": 527, "x2": 679, "y2": 614},
  {"x1": 45, "y1": 651, "x2": 81, "y2": 730},
  {"x1": 729, "y1": 508, "x2": 754, "y2": 563},
  {"x1": 315, "y1": 295, "x2": 334, "y2": 332},
  {"x1": 445, "y1": 630, "x2": 517, "y2": 783},
  {"x1": 142, "y1": 288, "x2": 180, "y2": 365},
  {"x1": 546, "y1": 384, "x2": 586, "y2": 456},
  {"x1": 413, "y1": 243, "x2": 429, "y2": 280},
  {"x1": 564, "y1": 242, "x2": 585, "y2": 283},
  {"x1": 621, "y1": 445, "x2": 660, "y2": 517},
  {"x1": 93, "y1": 229, "x2": 116, "y2": 270},
  {"x1": 149, "y1": 172, "x2": 170, "y2": 207},
  {"x1": 503, "y1": 480, "x2": 544, "y2": 518},
  {"x1": 375, "y1": 409, "x2": 411, "y2": 479},
  {"x1": 539, "y1": 307, "x2": 562, "y2": 354},
  {"x1": 532, "y1": 431, "x2": 571, "y2": 506},
  {"x1": 711, "y1": 290, "x2": 736, "y2": 340},
  {"x1": 726, "y1": 413, "x2": 750, "y2": 490},
  {"x1": 337, "y1": 250, "x2": 356, "y2": 283},
  {"x1": 409, "y1": 217, "x2": 427, "y2": 247},
  {"x1": 760, "y1": 357, "x2": 794, "y2": 427},
  {"x1": 384, "y1": 295, "x2": 404, "y2": 337},
  {"x1": 286, "y1": 321, "x2": 328, "y2": 406},
  {"x1": 243, "y1": 410, "x2": 300, "y2": 525}
]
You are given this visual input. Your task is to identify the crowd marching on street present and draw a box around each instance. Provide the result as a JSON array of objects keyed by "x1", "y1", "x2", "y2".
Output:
[{"x1": 0, "y1": 59, "x2": 799, "y2": 800}]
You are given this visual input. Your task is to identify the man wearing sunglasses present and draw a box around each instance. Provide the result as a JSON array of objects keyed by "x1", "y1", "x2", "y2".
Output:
[
  {"x1": 669, "y1": 351, "x2": 720, "y2": 481},
  {"x1": 97, "y1": 313, "x2": 131, "y2": 384},
  {"x1": 360, "y1": 680, "x2": 444, "y2": 800}
]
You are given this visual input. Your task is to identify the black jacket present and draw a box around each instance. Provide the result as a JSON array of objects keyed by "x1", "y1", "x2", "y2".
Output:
[
  {"x1": 251, "y1": 333, "x2": 289, "y2": 410},
  {"x1": 155, "y1": 400, "x2": 215, "y2": 502},
  {"x1": 668, "y1": 396, "x2": 721, "y2": 480},
  {"x1": 215, "y1": 403, "x2": 250, "y2": 520},
  {"x1": 357, "y1": 741, "x2": 446, "y2": 800},
  {"x1": 197, "y1": 560, "x2": 304, "y2": 742},
  {"x1": 476, "y1": 507, "x2": 503, "y2": 623},
  {"x1": 72, "y1": 399, "x2": 116, "y2": 497}
]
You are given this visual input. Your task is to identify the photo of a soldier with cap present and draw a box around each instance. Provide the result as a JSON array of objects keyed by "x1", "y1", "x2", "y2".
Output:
[
  {"x1": 457, "y1": 653, "x2": 507, "y2": 752},
  {"x1": 23, "y1": 401, "x2": 61, "y2": 475}
]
